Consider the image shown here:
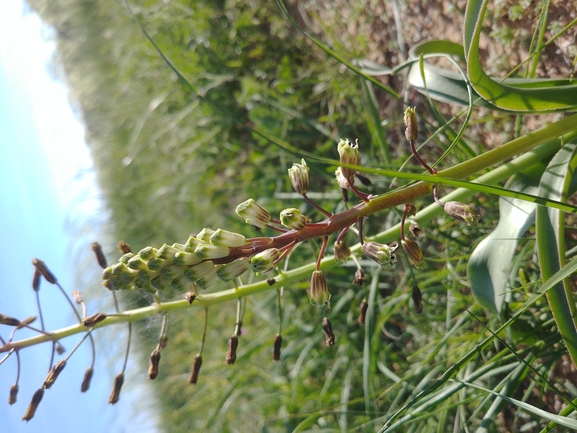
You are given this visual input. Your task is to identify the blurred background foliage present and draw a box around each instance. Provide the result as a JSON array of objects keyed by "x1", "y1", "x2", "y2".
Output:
[{"x1": 24, "y1": 0, "x2": 577, "y2": 431}]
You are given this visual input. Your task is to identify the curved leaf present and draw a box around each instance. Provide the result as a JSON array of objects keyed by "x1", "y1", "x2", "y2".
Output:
[{"x1": 468, "y1": 164, "x2": 545, "y2": 312}]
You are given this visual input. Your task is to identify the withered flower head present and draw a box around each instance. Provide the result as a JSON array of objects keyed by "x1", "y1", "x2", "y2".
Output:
[
  {"x1": 224, "y1": 335, "x2": 239, "y2": 365},
  {"x1": 189, "y1": 354, "x2": 203, "y2": 384},
  {"x1": 81, "y1": 366, "x2": 94, "y2": 393},
  {"x1": 43, "y1": 360, "x2": 67, "y2": 389},
  {"x1": 409, "y1": 222, "x2": 423, "y2": 237},
  {"x1": 184, "y1": 292, "x2": 197, "y2": 305},
  {"x1": 0, "y1": 314, "x2": 21, "y2": 327},
  {"x1": 352, "y1": 268, "x2": 365, "y2": 286},
  {"x1": 337, "y1": 138, "x2": 360, "y2": 179},
  {"x1": 8, "y1": 384, "x2": 19, "y2": 405},
  {"x1": 322, "y1": 317, "x2": 335, "y2": 347},
  {"x1": 412, "y1": 285, "x2": 423, "y2": 314},
  {"x1": 91, "y1": 242, "x2": 108, "y2": 269},
  {"x1": 118, "y1": 241, "x2": 132, "y2": 254},
  {"x1": 308, "y1": 270, "x2": 331, "y2": 308},
  {"x1": 109, "y1": 373, "x2": 124, "y2": 404},
  {"x1": 333, "y1": 240, "x2": 351, "y2": 263},
  {"x1": 273, "y1": 334, "x2": 282, "y2": 361},
  {"x1": 402, "y1": 239, "x2": 425, "y2": 268},
  {"x1": 72, "y1": 290, "x2": 84, "y2": 304},
  {"x1": 444, "y1": 201, "x2": 480, "y2": 226},
  {"x1": 32, "y1": 258, "x2": 57, "y2": 285},
  {"x1": 404, "y1": 107, "x2": 418, "y2": 141},
  {"x1": 358, "y1": 299, "x2": 368, "y2": 325},
  {"x1": 361, "y1": 241, "x2": 398, "y2": 268},
  {"x1": 22, "y1": 388, "x2": 44, "y2": 421},
  {"x1": 148, "y1": 349, "x2": 161, "y2": 380},
  {"x1": 288, "y1": 158, "x2": 310, "y2": 196}
]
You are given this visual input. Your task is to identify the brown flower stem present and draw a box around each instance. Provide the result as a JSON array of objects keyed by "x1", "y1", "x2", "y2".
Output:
[
  {"x1": 316, "y1": 236, "x2": 329, "y2": 271},
  {"x1": 347, "y1": 178, "x2": 371, "y2": 203},
  {"x1": 303, "y1": 193, "x2": 332, "y2": 218},
  {"x1": 409, "y1": 140, "x2": 435, "y2": 174}
]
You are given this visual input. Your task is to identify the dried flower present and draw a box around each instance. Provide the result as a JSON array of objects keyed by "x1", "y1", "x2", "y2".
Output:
[
  {"x1": 43, "y1": 360, "x2": 67, "y2": 389},
  {"x1": 91, "y1": 242, "x2": 108, "y2": 269},
  {"x1": 322, "y1": 317, "x2": 335, "y2": 347},
  {"x1": 118, "y1": 241, "x2": 132, "y2": 254},
  {"x1": 225, "y1": 335, "x2": 239, "y2": 365},
  {"x1": 352, "y1": 268, "x2": 365, "y2": 286},
  {"x1": 148, "y1": 349, "x2": 161, "y2": 380},
  {"x1": 288, "y1": 158, "x2": 310, "y2": 195},
  {"x1": 32, "y1": 258, "x2": 57, "y2": 285},
  {"x1": 189, "y1": 354, "x2": 203, "y2": 384},
  {"x1": 184, "y1": 292, "x2": 197, "y2": 305},
  {"x1": 404, "y1": 107, "x2": 418, "y2": 141},
  {"x1": 402, "y1": 239, "x2": 425, "y2": 268},
  {"x1": 81, "y1": 366, "x2": 94, "y2": 392},
  {"x1": 444, "y1": 201, "x2": 480, "y2": 226},
  {"x1": 8, "y1": 384, "x2": 18, "y2": 405},
  {"x1": 333, "y1": 240, "x2": 351, "y2": 263},
  {"x1": 361, "y1": 241, "x2": 398, "y2": 268},
  {"x1": 82, "y1": 313, "x2": 107, "y2": 327},
  {"x1": 409, "y1": 222, "x2": 423, "y2": 237},
  {"x1": 0, "y1": 314, "x2": 21, "y2": 327},
  {"x1": 250, "y1": 248, "x2": 281, "y2": 274},
  {"x1": 109, "y1": 373, "x2": 124, "y2": 404},
  {"x1": 273, "y1": 334, "x2": 282, "y2": 361},
  {"x1": 280, "y1": 208, "x2": 308, "y2": 230},
  {"x1": 337, "y1": 138, "x2": 360, "y2": 179},
  {"x1": 22, "y1": 388, "x2": 44, "y2": 421},
  {"x1": 32, "y1": 268, "x2": 41, "y2": 291},
  {"x1": 235, "y1": 199, "x2": 271, "y2": 229},
  {"x1": 308, "y1": 270, "x2": 331, "y2": 308},
  {"x1": 412, "y1": 285, "x2": 423, "y2": 314},
  {"x1": 405, "y1": 203, "x2": 417, "y2": 216},
  {"x1": 358, "y1": 299, "x2": 368, "y2": 325},
  {"x1": 55, "y1": 342, "x2": 66, "y2": 355}
]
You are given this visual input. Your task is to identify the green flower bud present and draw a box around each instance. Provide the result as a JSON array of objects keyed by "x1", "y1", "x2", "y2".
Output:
[
  {"x1": 401, "y1": 238, "x2": 424, "y2": 268},
  {"x1": 169, "y1": 275, "x2": 190, "y2": 292},
  {"x1": 127, "y1": 255, "x2": 150, "y2": 271},
  {"x1": 210, "y1": 229, "x2": 246, "y2": 247},
  {"x1": 147, "y1": 257, "x2": 172, "y2": 271},
  {"x1": 151, "y1": 274, "x2": 173, "y2": 291},
  {"x1": 216, "y1": 258, "x2": 251, "y2": 282},
  {"x1": 195, "y1": 269, "x2": 220, "y2": 290},
  {"x1": 156, "y1": 244, "x2": 181, "y2": 261},
  {"x1": 333, "y1": 240, "x2": 351, "y2": 263},
  {"x1": 288, "y1": 159, "x2": 310, "y2": 195},
  {"x1": 279, "y1": 208, "x2": 308, "y2": 230},
  {"x1": 119, "y1": 253, "x2": 134, "y2": 264},
  {"x1": 137, "y1": 246, "x2": 157, "y2": 261},
  {"x1": 337, "y1": 138, "x2": 360, "y2": 179},
  {"x1": 308, "y1": 270, "x2": 331, "y2": 308},
  {"x1": 444, "y1": 201, "x2": 480, "y2": 226},
  {"x1": 172, "y1": 251, "x2": 202, "y2": 266},
  {"x1": 194, "y1": 243, "x2": 230, "y2": 260},
  {"x1": 196, "y1": 228, "x2": 216, "y2": 242},
  {"x1": 111, "y1": 262, "x2": 139, "y2": 284},
  {"x1": 183, "y1": 261, "x2": 216, "y2": 283},
  {"x1": 235, "y1": 199, "x2": 271, "y2": 229},
  {"x1": 404, "y1": 107, "x2": 418, "y2": 141},
  {"x1": 184, "y1": 236, "x2": 201, "y2": 252},
  {"x1": 361, "y1": 241, "x2": 398, "y2": 268},
  {"x1": 250, "y1": 248, "x2": 281, "y2": 274}
]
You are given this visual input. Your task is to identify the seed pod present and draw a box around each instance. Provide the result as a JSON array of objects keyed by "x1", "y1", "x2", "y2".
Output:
[
  {"x1": 322, "y1": 317, "x2": 335, "y2": 347},
  {"x1": 224, "y1": 335, "x2": 238, "y2": 365},
  {"x1": 148, "y1": 349, "x2": 161, "y2": 380},
  {"x1": 81, "y1": 366, "x2": 94, "y2": 392},
  {"x1": 189, "y1": 354, "x2": 203, "y2": 384},
  {"x1": 273, "y1": 334, "x2": 282, "y2": 361},
  {"x1": 8, "y1": 384, "x2": 19, "y2": 405},
  {"x1": 22, "y1": 388, "x2": 44, "y2": 421},
  {"x1": 32, "y1": 259, "x2": 57, "y2": 284},
  {"x1": 91, "y1": 242, "x2": 108, "y2": 269},
  {"x1": 358, "y1": 299, "x2": 368, "y2": 325},
  {"x1": 109, "y1": 373, "x2": 124, "y2": 404},
  {"x1": 43, "y1": 360, "x2": 67, "y2": 389}
]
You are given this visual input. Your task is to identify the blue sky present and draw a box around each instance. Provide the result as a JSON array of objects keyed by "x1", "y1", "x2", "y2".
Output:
[{"x1": 0, "y1": 2, "x2": 157, "y2": 432}]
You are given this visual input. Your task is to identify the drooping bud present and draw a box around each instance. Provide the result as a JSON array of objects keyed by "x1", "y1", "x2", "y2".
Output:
[
  {"x1": 235, "y1": 199, "x2": 271, "y2": 229},
  {"x1": 22, "y1": 388, "x2": 44, "y2": 421},
  {"x1": 402, "y1": 239, "x2": 425, "y2": 268},
  {"x1": 337, "y1": 138, "x2": 360, "y2": 179},
  {"x1": 91, "y1": 242, "x2": 108, "y2": 269},
  {"x1": 412, "y1": 285, "x2": 423, "y2": 314},
  {"x1": 273, "y1": 334, "x2": 282, "y2": 361},
  {"x1": 81, "y1": 366, "x2": 94, "y2": 392},
  {"x1": 189, "y1": 354, "x2": 203, "y2": 384},
  {"x1": 404, "y1": 107, "x2": 418, "y2": 141},
  {"x1": 444, "y1": 201, "x2": 480, "y2": 226},
  {"x1": 224, "y1": 335, "x2": 239, "y2": 365},
  {"x1": 250, "y1": 248, "x2": 281, "y2": 274},
  {"x1": 308, "y1": 270, "x2": 331, "y2": 308},
  {"x1": 322, "y1": 317, "x2": 335, "y2": 347},
  {"x1": 82, "y1": 313, "x2": 108, "y2": 327},
  {"x1": 210, "y1": 229, "x2": 246, "y2": 247},
  {"x1": 279, "y1": 208, "x2": 308, "y2": 230},
  {"x1": 352, "y1": 268, "x2": 365, "y2": 286},
  {"x1": 118, "y1": 241, "x2": 132, "y2": 254},
  {"x1": 148, "y1": 349, "x2": 161, "y2": 380},
  {"x1": 0, "y1": 314, "x2": 21, "y2": 327},
  {"x1": 333, "y1": 240, "x2": 350, "y2": 263},
  {"x1": 32, "y1": 268, "x2": 41, "y2": 291},
  {"x1": 288, "y1": 158, "x2": 310, "y2": 195},
  {"x1": 109, "y1": 373, "x2": 124, "y2": 404},
  {"x1": 361, "y1": 241, "x2": 398, "y2": 268},
  {"x1": 43, "y1": 360, "x2": 67, "y2": 389},
  {"x1": 55, "y1": 342, "x2": 66, "y2": 355},
  {"x1": 358, "y1": 299, "x2": 368, "y2": 325},
  {"x1": 335, "y1": 167, "x2": 351, "y2": 190},
  {"x1": 216, "y1": 258, "x2": 251, "y2": 282},
  {"x1": 8, "y1": 384, "x2": 19, "y2": 405},
  {"x1": 32, "y1": 259, "x2": 57, "y2": 284}
]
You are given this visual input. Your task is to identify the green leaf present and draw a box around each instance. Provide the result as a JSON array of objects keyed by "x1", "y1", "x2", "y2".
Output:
[
  {"x1": 468, "y1": 164, "x2": 546, "y2": 312},
  {"x1": 536, "y1": 141, "x2": 577, "y2": 365}
]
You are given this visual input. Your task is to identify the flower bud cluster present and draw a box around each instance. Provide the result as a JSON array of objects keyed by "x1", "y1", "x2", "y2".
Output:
[{"x1": 102, "y1": 229, "x2": 249, "y2": 292}]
